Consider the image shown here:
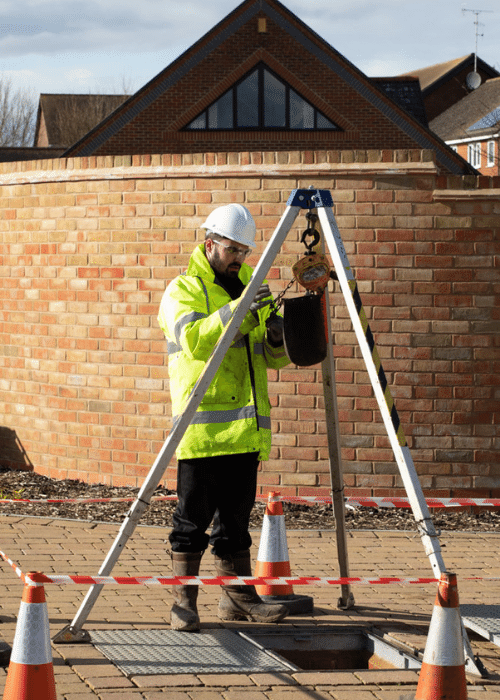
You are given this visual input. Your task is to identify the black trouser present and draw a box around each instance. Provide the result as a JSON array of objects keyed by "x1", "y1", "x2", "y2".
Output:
[{"x1": 169, "y1": 452, "x2": 259, "y2": 556}]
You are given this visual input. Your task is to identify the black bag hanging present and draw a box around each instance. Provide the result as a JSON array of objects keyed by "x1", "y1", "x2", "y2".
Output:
[{"x1": 283, "y1": 293, "x2": 328, "y2": 367}]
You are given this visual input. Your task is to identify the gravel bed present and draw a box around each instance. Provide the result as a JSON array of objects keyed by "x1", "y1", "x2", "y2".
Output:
[{"x1": 1, "y1": 468, "x2": 499, "y2": 532}]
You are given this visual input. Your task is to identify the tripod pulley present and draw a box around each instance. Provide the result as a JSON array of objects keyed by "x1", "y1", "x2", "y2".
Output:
[{"x1": 292, "y1": 211, "x2": 332, "y2": 294}]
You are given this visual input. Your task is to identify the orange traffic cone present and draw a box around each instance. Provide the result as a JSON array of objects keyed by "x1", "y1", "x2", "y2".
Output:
[
  {"x1": 254, "y1": 492, "x2": 313, "y2": 614},
  {"x1": 3, "y1": 572, "x2": 56, "y2": 700},
  {"x1": 415, "y1": 571, "x2": 467, "y2": 700}
]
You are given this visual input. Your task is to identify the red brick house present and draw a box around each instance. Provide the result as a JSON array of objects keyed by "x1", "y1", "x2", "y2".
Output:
[{"x1": 63, "y1": 0, "x2": 472, "y2": 175}]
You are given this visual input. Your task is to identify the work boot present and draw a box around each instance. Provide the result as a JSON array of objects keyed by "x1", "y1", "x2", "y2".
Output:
[
  {"x1": 214, "y1": 549, "x2": 289, "y2": 623},
  {"x1": 170, "y1": 551, "x2": 202, "y2": 632}
]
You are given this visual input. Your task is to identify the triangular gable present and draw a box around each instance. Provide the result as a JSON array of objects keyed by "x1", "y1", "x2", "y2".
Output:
[
  {"x1": 63, "y1": 0, "x2": 473, "y2": 174},
  {"x1": 168, "y1": 47, "x2": 356, "y2": 135},
  {"x1": 183, "y1": 61, "x2": 340, "y2": 131}
]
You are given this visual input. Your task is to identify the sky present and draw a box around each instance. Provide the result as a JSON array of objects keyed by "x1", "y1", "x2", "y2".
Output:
[{"x1": 0, "y1": 0, "x2": 498, "y2": 98}]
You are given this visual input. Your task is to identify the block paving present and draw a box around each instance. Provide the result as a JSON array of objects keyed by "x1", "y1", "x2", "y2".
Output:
[{"x1": 0, "y1": 514, "x2": 500, "y2": 698}]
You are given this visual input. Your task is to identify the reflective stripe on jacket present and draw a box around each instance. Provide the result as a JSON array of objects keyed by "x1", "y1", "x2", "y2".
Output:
[{"x1": 158, "y1": 243, "x2": 290, "y2": 460}]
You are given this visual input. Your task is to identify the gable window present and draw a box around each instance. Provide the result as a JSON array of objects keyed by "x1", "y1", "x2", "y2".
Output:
[
  {"x1": 467, "y1": 142, "x2": 481, "y2": 168},
  {"x1": 487, "y1": 140, "x2": 496, "y2": 167},
  {"x1": 185, "y1": 64, "x2": 339, "y2": 131}
]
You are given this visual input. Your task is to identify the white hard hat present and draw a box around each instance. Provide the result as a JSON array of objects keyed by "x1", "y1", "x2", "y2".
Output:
[{"x1": 201, "y1": 204, "x2": 256, "y2": 248}]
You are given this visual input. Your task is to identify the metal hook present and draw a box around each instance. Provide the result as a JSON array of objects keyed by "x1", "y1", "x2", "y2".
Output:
[{"x1": 300, "y1": 212, "x2": 320, "y2": 254}]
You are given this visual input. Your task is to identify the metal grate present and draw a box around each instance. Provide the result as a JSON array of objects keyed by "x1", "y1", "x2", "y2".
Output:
[
  {"x1": 462, "y1": 604, "x2": 500, "y2": 647},
  {"x1": 90, "y1": 628, "x2": 295, "y2": 676}
]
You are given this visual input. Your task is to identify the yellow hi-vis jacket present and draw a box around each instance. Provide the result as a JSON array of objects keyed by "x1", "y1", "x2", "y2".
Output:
[{"x1": 157, "y1": 243, "x2": 290, "y2": 461}]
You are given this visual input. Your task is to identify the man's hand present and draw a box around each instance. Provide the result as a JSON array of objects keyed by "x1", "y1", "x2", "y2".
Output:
[
  {"x1": 249, "y1": 284, "x2": 272, "y2": 319},
  {"x1": 266, "y1": 314, "x2": 284, "y2": 347}
]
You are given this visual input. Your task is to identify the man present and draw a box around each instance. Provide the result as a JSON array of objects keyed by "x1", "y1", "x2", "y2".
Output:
[{"x1": 158, "y1": 203, "x2": 290, "y2": 631}]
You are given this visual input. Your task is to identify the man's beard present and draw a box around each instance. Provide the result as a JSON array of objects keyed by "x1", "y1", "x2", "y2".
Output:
[
  {"x1": 223, "y1": 262, "x2": 242, "y2": 278},
  {"x1": 210, "y1": 246, "x2": 241, "y2": 278}
]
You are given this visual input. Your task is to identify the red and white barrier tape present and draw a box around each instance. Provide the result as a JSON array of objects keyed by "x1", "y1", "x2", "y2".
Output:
[
  {"x1": 30, "y1": 574, "x2": 444, "y2": 586},
  {"x1": 345, "y1": 497, "x2": 500, "y2": 508},
  {"x1": 0, "y1": 495, "x2": 177, "y2": 505},
  {"x1": 2, "y1": 550, "x2": 499, "y2": 587},
  {"x1": 1, "y1": 495, "x2": 500, "y2": 508},
  {"x1": 0, "y1": 550, "x2": 24, "y2": 581}
]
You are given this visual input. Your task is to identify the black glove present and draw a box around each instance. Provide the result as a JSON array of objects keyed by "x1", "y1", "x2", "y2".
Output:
[
  {"x1": 266, "y1": 314, "x2": 284, "y2": 347},
  {"x1": 249, "y1": 283, "x2": 272, "y2": 319}
]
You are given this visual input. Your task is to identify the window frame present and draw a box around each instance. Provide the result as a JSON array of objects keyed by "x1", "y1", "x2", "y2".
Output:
[
  {"x1": 184, "y1": 63, "x2": 339, "y2": 132},
  {"x1": 486, "y1": 140, "x2": 496, "y2": 167},
  {"x1": 467, "y1": 142, "x2": 481, "y2": 168}
]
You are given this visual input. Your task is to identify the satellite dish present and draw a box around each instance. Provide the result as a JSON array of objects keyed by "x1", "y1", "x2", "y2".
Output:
[{"x1": 466, "y1": 71, "x2": 482, "y2": 90}]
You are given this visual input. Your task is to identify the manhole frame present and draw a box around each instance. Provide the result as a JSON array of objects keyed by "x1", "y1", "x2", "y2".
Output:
[
  {"x1": 240, "y1": 626, "x2": 423, "y2": 672},
  {"x1": 89, "y1": 625, "x2": 422, "y2": 676}
]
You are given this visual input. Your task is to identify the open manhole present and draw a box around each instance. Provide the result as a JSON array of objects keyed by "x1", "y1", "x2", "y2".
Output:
[
  {"x1": 242, "y1": 628, "x2": 422, "y2": 672},
  {"x1": 90, "y1": 627, "x2": 421, "y2": 676}
]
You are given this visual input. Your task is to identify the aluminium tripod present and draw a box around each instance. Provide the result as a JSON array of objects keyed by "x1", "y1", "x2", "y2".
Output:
[{"x1": 52, "y1": 189, "x2": 483, "y2": 676}]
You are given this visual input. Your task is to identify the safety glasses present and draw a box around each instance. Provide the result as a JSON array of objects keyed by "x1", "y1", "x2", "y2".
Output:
[{"x1": 211, "y1": 239, "x2": 251, "y2": 258}]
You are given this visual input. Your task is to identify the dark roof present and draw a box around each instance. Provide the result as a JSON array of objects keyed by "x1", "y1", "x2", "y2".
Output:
[
  {"x1": 35, "y1": 94, "x2": 129, "y2": 147},
  {"x1": 372, "y1": 77, "x2": 428, "y2": 127},
  {"x1": 0, "y1": 147, "x2": 65, "y2": 163},
  {"x1": 430, "y1": 76, "x2": 500, "y2": 141}
]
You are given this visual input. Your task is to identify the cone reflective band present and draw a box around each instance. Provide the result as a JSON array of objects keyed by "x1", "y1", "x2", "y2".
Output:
[
  {"x1": 3, "y1": 573, "x2": 57, "y2": 700},
  {"x1": 255, "y1": 492, "x2": 293, "y2": 596},
  {"x1": 415, "y1": 571, "x2": 467, "y2": 700}
]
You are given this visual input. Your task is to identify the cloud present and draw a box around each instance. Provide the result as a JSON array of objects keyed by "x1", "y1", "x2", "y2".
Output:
[
  {"x1": 0, "y1": 0, "x2": 498, "y2": 95},
  {"x1": 64, "y1": 67, "x2": 94, "y2": 86},
  {"x1": 0, "y1": 0, "x2": 233, "y2": 57}
]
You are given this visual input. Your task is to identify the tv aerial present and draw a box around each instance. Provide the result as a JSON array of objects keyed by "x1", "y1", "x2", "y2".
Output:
[{"x1": 462, "y1": 6, "x2": 493, "y2": 89}]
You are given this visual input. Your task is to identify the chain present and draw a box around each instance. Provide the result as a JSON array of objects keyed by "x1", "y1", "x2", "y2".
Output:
[
  {"x1": 268, "y1": 213, "x2": 320, "y2": 315},
  {"x1": 270, "y1": 278, "x2": 296, "y2": 315}
]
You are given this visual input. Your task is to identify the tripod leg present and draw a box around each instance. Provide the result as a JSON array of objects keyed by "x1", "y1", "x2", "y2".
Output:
[
  {"x1": 321, "y1": 285, "x2": 354, "y2": 609},
  {"x1": 317, "y1": 206, "x2": 446, "y2": 578},
  {"x1": 53, "y1": 204, "x2": 302, "y2": 642}
]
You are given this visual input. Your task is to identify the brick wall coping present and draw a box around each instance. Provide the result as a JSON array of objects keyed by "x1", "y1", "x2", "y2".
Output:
[
  {"x1": 0, "y1": 158, "x2": 439, "y2": 187},
  {"x1": 433, "y1": 188, "x2": 500, "y2": 200}
]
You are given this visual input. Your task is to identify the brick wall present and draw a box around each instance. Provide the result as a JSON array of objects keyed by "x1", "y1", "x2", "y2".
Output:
[{"x1": 0, "y1": 149, "x2": 498, "y2": 499}]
